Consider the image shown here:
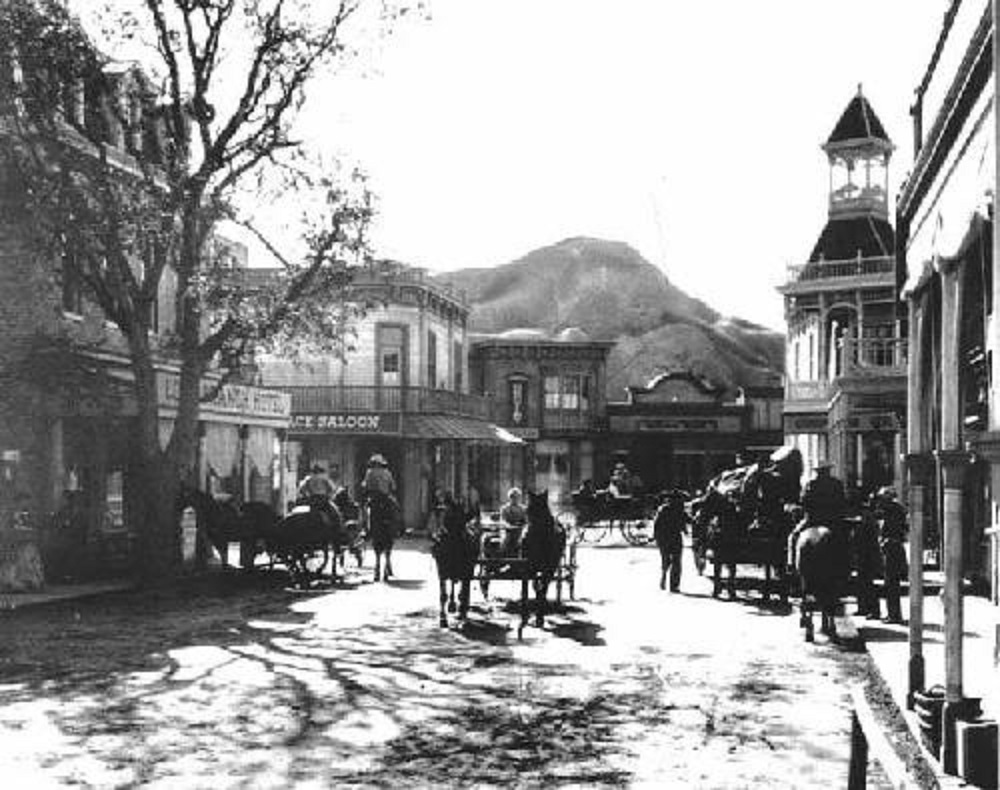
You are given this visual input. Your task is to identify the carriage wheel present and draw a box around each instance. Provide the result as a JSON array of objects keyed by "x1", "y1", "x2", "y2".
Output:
[
  {"x1": 556, "y1": 511, "x2": 581, "y2": 544},
  {"x1": 622, "y1": 518, "x2": 654, "y2": 546}
]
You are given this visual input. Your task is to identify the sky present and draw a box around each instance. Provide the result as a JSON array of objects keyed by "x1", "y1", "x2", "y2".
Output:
[{"x1": 295, "y1": 0, "x2": 951, "y2": 331}]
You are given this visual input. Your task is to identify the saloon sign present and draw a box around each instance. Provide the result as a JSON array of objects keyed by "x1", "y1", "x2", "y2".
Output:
[{"x1": 290, "y1": 413, "x2": 397, "y2": 433}]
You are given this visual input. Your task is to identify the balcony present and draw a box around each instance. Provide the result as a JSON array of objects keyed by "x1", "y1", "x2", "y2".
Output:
[
  {"x1": 782, "y1": 255, "x2": 895, "y2": 291},
  {"x1": 285, "y1": 385, "x2": 495, "y2": 420},
  {"x1": 838, "y1": 337, "x2": 908, "y2": 378}
]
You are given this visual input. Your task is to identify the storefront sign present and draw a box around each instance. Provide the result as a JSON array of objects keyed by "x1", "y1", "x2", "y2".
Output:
[
  {"x1": 290, "y1": 413, "x2": 398, "y2": 433},
  {"x1": 508, "y1": 427, "x2": 540, "y2": 439},
  {"x1": 158, "y1": 373, "x2": 291, "y2": 419},
  {"x1": 846, "y1": 412, "x2": 900, "y2": 432},
  {"x1": 637, "y1": 418, "x2": 720, "y2": 432},
  {"x1": 785, "y1": 415, "x2": 828, "y2": 433}
]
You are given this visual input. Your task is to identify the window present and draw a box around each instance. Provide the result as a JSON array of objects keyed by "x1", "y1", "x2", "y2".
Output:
[
  {"x1": 427, "y1": 330, "x2": 437, "y2": 388},
  {"x1": 543, "y1": 374, "x2": 592, "y2": 412},
  {"x1": 377, "y1": 325, "x2": 406, "y2": 387},
  {"x1": 61, "y1": 249, "x2": 84, "y2": 315},
  {"x1": 509, "y1": 377, "x2": 527, "y2": 424},
  {"x1": 544, "y1": 375, "x2": 560, "y2": 409},
  {"x1": 453, "y1": 341, "x2": 463, "y2": 391}
]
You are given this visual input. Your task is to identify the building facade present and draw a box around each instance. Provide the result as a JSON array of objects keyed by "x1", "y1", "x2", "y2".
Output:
[
  {"x1": 606, "y1": 372, "x2": 783, "y2": 494},
  {"x1": 259, "y1": 262, "x2": 521, "y2": 530},
  {"x1": 779, "y1": 88, "x2": 908, "y2": 495},
  {"x1": 469, "y1": 328, "x2": 613, "y2": 509},
  {"x1": 896, "y1": 1, "x2": 997, "y2": 775},
  {"x1": 0, "y1": 56, "x2": 290, "y2": 581}
]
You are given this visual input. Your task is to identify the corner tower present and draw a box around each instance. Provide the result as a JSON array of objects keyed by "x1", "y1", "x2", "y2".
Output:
[{"x1": 778, "y1": 86, "x2": 906, "y2": 496}]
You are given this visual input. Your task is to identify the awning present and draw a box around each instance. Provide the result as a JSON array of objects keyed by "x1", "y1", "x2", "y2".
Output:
[
  {"x1": 904, "y1": 90, "x2": 994, "y2": 295},
  {"x1": 403, "y1": 415, "x2": 524, "y2": 444}
]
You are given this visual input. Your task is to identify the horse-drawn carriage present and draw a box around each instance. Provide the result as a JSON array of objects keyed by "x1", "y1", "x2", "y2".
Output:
[
  {"x1": 689, "y1": 447, "x2": 803, "y2": 601},
  {"x1": 560, "y1": 487, "x2": 657, "y2": 545},
  {"x1": 432, "y1": 490, "x2": 575, "y2": 638},
  {"x1": 182, "y1": 486, "x2": 397, "y2": 588}
]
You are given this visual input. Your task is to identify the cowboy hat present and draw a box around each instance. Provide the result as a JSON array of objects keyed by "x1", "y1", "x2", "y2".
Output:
[{"x1": 368, "y1": 453, "x2": 387, "y2": 466}]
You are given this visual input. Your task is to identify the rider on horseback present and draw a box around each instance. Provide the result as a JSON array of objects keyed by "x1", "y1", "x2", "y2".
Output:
[
  {"x1": 298, "y1": 464, "x2": 336, "y2": 502},
  {"x1": 786, "y1": 461, "x2": 847, "y2": 566}
]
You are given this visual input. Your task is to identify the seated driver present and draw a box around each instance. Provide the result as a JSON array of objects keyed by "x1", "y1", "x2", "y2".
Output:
[
  {"x1": 787, "y1": 461, "x2": 847, "y2": 566},
  {"x1": 498, "y1": 487, "x2": 528, "y2": 556}
]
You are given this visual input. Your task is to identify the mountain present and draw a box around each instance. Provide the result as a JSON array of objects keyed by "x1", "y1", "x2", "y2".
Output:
[{"x1": 435, "y1": 237, "x2": 784, "y2": 399}]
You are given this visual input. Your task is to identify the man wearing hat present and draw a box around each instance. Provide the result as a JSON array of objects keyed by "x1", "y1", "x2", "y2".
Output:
[
  {"x1": 653, "y1": 490, "x2": 691, "y2": 592},
  {"x1": 362, "y1": 453, "x2": 396, "y2": 499},
  {"x1": 873, "y1": 486, "x2": 908, "y2": 623},
  {"x1": 298, "y1": 463, "x2": 336, "y2": 501}
]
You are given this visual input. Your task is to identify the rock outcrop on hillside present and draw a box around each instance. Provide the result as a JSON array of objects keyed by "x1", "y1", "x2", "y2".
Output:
[{"x1": 435, "y1": 237, "x2": 784, "y2": 398}]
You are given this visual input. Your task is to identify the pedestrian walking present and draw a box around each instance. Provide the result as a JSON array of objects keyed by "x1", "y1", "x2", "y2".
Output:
[
  {"x1": 654, "y1": 490, "x2": 690, "y2": 591},
  {"x1": 873, "y1": 486, "x2": 908, "y2": 624}
]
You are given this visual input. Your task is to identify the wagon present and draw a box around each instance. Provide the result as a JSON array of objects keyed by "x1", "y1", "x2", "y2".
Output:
[
  {"x1": 473, "y1": 517, "x2": 578, "y2": 602},
  {"x1": 557, "y1": 489, "x2": 657, "y2": 546}
]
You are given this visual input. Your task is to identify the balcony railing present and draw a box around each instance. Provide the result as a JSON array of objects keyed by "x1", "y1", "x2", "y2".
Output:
[
  {"x1": 838, "y1": 338, "x2": 908, "y2": 377},
  {"x1": 285, "y1": 385, "x2": 495, "y2": 420},
  {"x1": 785, "y1": 255, "x2": 894, "y2": 285}
]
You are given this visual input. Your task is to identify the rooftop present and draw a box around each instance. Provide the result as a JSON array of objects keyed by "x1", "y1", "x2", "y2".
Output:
[{"x1": 825, "y1": 85, "x2": 892, "y2": 147}]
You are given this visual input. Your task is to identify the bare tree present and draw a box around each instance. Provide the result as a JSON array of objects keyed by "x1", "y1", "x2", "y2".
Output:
[{"x1": 0, "y1": 0, "x2": 419, "y2": 579}]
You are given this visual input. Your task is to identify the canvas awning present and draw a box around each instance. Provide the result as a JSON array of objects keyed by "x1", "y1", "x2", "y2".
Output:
[
  {"x1": 904, "y1": 92, "x2": 994, "y2": 295},
  {"x1": 403, "y1": 415, "x2": 524, "y2": 444}
]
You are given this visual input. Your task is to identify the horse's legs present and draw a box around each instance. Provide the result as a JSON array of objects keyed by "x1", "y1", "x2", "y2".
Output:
[
  {"x1": 800, "y1": 597, "x2": 814, "y2": 642},
  {"x1": 458, "y1": 579, "x2": 470, "y2": 621},
  {"x1": 534, "y1": 575, "x2": 551, "y2": 627},
  {"x1": 384, "y1": 547, "x2": 394, "y2": 579},
  {"x1": 438, "y1": 578, "x2": 449, "y2": 627},
  {"x1": 373, "y1": 550, "x2": 382, "y2": 583},
  {"x1": 712, "y1": 560, "x2": 722, "y2": 598},
  {"x1": 447, "y1": 579, "x2": 457, "y2": 613},
  {"x1": 659, "y1": 547, "x2": 668, "y2": 590},
  {"x1": 727, "y1": 563, "x2": 737, "y2": 599},
  {"x1": 763, "y1": 563, "x2": 772, "y2": 602},
  {"x1": 518, "y1": 576, "x2": 529, "y2": 640}
]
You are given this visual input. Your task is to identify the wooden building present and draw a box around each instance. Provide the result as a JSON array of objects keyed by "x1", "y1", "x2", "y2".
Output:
[
  {"x1": 259, "y1": 261, "x2": 522, "y2": 530},
  {"x1": 896, "y1": 0, "x2": 998, "y2": 777},
  {"x1": 606, "y1": 372, "x2": 783, "y2": 494},
  {"x1": 779, "y1": 87, "x2": 907, "y2": 495},
  {"x1": 469, "y1": 328, "x2": 613, "y2": 509}
]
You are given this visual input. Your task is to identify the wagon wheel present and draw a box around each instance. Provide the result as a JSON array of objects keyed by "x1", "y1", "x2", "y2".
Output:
[
  {"x1": 290, "y1": 545, "x2": 329, "y2": 582},
  {"x1": 622, "y1": 517, "x2": 654, "y2": 546}
]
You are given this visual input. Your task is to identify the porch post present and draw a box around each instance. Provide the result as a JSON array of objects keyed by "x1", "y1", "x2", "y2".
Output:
[
  {"x1": 937, "y1": 261, "x2": 967, "y2": 775},
  {"x1": 905, "y1": 295, "x2": 927, "y2": 707},
  {"x1": 936, "y1": 449, "x2": 969, "y2": 775}
]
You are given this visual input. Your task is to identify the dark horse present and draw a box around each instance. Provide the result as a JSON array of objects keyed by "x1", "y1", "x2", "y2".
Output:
[
  {"x1": 430, "y1": 492, "x2": 479, "y2": 628},
  {"x1": 366, "y1": 490, "x2": 402, "y2": 582},
  {"x1": 178, "y1": 486, "x2": 249, "y2": 569},
  {"x1": 520, "y1": 490, "x2": 567, "y2": 636},
  {"x1": 794, "y1": 521, "x2": 851, "y2": 642},
  {"x1": 272, "y1": 495, "x2": 346, "y2": 584}
]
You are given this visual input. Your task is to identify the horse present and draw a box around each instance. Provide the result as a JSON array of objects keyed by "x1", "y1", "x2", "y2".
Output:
[
  {"x1": 693, "y1": 486, "x2": 746, "y2": 599},
  {"x1": 520, "y1": 490, "x2": 567, "y2": 635},
  {"x1": 178, "y1": 486, "x2": 249, "y2": 569},
  {"x1": 794, "y1": 520, "x2": 852, "y2": 642},
  {"x1": 430, "y1": 492, "x2": 479, "y2": 627},
  {"x1": 366, "y1": 490, "x2": 402, "y2": 582},
  {"x1": 272, "y1": 495, "x2": 346, "y2": 584}
]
